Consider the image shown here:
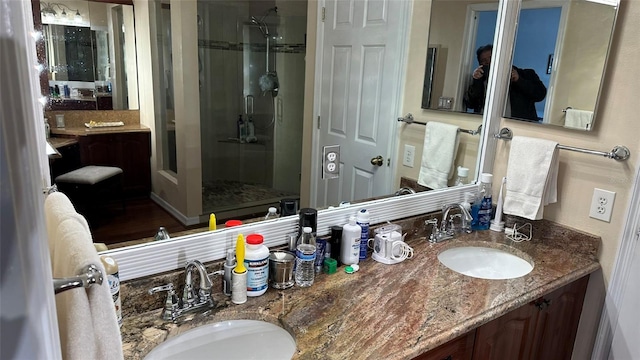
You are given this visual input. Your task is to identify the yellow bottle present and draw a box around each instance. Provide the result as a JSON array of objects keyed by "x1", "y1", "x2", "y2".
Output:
[{"x1": 209, "y1": 213, "x2": 217, "y2": 231}]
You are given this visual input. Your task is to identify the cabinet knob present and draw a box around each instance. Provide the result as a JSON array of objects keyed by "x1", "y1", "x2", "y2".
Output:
[
  {"x1": 534, "y1": 298, "x2": 552, "y2": 310},
  {"x1": 442, "y1": 356, "x2": 452, "y2": 360}
]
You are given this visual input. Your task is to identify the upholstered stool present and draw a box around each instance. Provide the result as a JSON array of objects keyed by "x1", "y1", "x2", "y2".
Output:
[{"x1": 55, "y1": 165, "x2": 124, "y2": 225}]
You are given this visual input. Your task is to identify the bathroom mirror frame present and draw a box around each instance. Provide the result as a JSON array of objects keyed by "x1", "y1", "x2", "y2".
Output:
[
  {"x1": 33, "y1": 0, "x2": 139, "y2": 111},
  {"x1": 420, "y1": 0, "x2": 620, "y2": 132},
  {"x1": 100, "y1": 0, "x2": 521, "y2": 281}
]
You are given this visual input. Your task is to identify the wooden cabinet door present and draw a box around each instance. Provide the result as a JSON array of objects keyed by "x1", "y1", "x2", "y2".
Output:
[
  {"x1": 79, "y1": 132, "x2": 151, "y2": 196},
  {"x1": 472, "y1": 302, "x2": 538, "y2": 360},
  {"x1": 530, "y1": 275, "x2": 589, "y2": 360},
  {"x1": 413, "y1": 330, "x2": 475, "y2": 360},
  {"x1": 80, "y1": 134, "x2": 113, "y2": 166}
]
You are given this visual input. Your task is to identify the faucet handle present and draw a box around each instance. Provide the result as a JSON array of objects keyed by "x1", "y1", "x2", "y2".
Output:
[
  {"x1": 425, "y1": 218, "x2": 439, "y2": 243},
  {"x1": 149, "y1": 283, "x2": 180, "y2": 321}
]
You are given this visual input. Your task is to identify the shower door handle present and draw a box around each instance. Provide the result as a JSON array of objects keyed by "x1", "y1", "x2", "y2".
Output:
[{"x1": 370, "y1": 156, "x2": 384, "y2": 166}]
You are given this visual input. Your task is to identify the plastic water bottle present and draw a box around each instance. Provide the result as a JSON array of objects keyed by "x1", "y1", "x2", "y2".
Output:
[
  {"x1": 295, "y1": 227, "x2": 316, "y2": 287},
  {"x1": 455, "y1": 166, "x2": 469, "y2": 186},
  {"x1": 264, "y1": 207, "x2": 279, "y2": 220}
]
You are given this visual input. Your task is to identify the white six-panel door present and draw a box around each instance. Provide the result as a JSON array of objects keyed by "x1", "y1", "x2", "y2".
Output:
[{"x1": 314, "y1": 0, "x2": 408, "y2": 207}]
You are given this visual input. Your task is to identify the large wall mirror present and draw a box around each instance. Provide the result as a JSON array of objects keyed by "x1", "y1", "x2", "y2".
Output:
[
  {"x1": 97, "y1": 0, "x2": 621, "y2": 276},
  {"x1": 421, "y1": 0, "x2": 619, "y2": 132},
  {"x1": 38, "y1": 0, "x2": 139, "y2": 110}
]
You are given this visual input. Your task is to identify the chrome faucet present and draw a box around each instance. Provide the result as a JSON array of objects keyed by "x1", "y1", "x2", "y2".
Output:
[
  {"x1": 394, "y1": 187, "x2": 416, "y2": 196},
  {"x1": 148, "y1": 259, "x2": 215, "y2": 322},
  {"x1": 426, "y1": 203, "x2": 473, "y2": 243}
]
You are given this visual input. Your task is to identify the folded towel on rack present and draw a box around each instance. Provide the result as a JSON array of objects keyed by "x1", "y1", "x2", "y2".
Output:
[
  {"x1": 45, "y1": 192, "x2": 90, "y2": 261},
  {"x1": 564, "y1": 109, "x2": 593, "y2": 130},
  {"x1": 45, "y1": 193, "x2": 123, "y2": 360},
  {"x1": 417, "y1": 121, "x2": 460, "y2": 189},
  {"x1": 503, "y1": 136, "x2": 559, "y2": 220}
]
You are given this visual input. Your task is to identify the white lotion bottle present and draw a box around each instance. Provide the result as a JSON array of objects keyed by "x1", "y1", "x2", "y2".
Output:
[{"x1": 340, "y1": 216, "x2": 361, "y2": 265}]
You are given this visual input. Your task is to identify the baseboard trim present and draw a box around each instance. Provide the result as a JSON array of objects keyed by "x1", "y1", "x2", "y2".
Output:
[{"x1": 150, "y1": 192, "x2": 200, "y2": 226}]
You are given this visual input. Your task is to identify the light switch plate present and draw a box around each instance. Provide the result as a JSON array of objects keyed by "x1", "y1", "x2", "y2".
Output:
[{"x1": 322, "y1": 145, "x2": 340, "y2": 179}]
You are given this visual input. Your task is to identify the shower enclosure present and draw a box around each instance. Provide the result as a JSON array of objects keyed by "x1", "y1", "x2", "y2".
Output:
[{"x1": 197, "y1": 0, "x2": 306, "y2": 218}]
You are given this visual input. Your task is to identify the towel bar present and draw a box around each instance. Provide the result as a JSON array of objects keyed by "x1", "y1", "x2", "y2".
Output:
[
  {"x1": 495, "y1": 127, "x2": 630, "y2": 161},
  {"x1": 562, "y1": 107, "x2": 573, "y2": 113},
  {"x1": 397, "y1": 113, "x2": 482, "y2": 135},
  {"x1": 53, "y1": 264, "x2": 104, "y2": 294}
]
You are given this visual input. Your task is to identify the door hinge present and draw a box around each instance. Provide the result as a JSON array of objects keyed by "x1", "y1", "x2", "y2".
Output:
[
  {"x1": 317, "y1": 116, "x2": 321, "y2": 129},
  {"x1": 322, "y1": 7, "x2": 326, "y2": 22}
]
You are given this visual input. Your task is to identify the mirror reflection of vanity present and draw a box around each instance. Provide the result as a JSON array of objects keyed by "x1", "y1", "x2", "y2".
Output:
[
  {"x1": 422, "y1": 0, "x2": 618, "y2": 131},
  {"x1": 98, "y1": 0, "x2": 621, "y2": 272},
  {"x1": 37, "y1": 0, "x2": 138, "y2": 111}
]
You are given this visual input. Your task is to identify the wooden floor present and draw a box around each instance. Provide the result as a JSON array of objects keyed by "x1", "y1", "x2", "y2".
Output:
[{"x1": 90, "y1": 197, "x2": 205, "y2": 246}]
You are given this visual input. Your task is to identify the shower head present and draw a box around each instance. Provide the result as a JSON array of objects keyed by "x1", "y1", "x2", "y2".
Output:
[
  {"x1": 250, "y1": 7, "x2": 277, "y2": 38},
  {"x1": 250, "y1": 15, "x2": 269, "y2": 38}
]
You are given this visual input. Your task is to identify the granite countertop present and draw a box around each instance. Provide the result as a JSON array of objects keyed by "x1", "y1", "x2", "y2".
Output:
[
  {"x1": 51, "y1": 124, "x2": 150, "y2": 136},
  {"x1": 120, "y1": 219, "x2": 600, "y2": 360}
]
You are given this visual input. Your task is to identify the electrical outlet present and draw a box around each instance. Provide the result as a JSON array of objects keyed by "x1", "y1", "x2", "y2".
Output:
[
  {"x1": 589, "y1": 188, "x2": 616, "y2": 222},
  {"x1": 322, "y1": 145, "x2": 340, "y2": 179},
  {"x1": 403, "y1": 144, "x2": 415, "y2": 167}
]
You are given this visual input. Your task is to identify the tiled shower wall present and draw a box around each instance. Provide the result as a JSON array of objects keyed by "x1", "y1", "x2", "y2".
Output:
[{"x1": 197, "y1": 0, "x2": 306, "y2": 194}]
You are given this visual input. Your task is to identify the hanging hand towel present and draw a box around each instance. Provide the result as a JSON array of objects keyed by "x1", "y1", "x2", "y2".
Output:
[
  {"x1": 564, "y1": 109, "x2": 593, "y2": 130},
  {"x1": 503, "y1": 136, "x2": 559, "y2": 220},
  {"x1": 417, "y1": 121, "x2": 460, "y2": 189},
  {"x1": 45, "y1": 193, "x2": 123, "y2": 360}
]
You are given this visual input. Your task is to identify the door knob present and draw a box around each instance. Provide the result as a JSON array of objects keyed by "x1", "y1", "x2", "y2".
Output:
[{"x1": 370, "y1": 156, "x2": 384, "y2": 166}]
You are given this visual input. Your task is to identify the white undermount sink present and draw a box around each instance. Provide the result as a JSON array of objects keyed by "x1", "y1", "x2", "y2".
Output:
[
  {"x1": 437, "y1": 246, "x2": 534, "y2": 280},
  {"x1": 144, "y1": 320, "x2": 296, "y2": 360}
]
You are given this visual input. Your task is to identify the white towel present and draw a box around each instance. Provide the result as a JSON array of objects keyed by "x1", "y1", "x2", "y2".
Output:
[
  {"x1": 417, "y1": 122, "x2": 460, "y2": 189},
  {"x1": 45, "y1": 193, "x2": 123, "y2": 360},
  {"x1": 564, "y1": 109, "x2": 593, "y2": 130},
  {"x1": 503, "y1": 136, "x2": 559, "y2": 220}
]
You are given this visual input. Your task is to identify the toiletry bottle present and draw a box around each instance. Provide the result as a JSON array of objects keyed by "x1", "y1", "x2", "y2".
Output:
[
  {"x1": 246, "y1": 116, "x2": 256, "y2": 143},
  {"x1": 356, "y1": 209, "x2": 370, "y2": 260},
  {"x1": 244, "y1": 234, "x2": 269, "y2": 297},
  {"x1": 264, "y1": 207, "x2": 279, "y2": 220},
  {"x1": 298, "y1": 208, "x2": 318, "y2": 237},
  {"x1": 223, "y1": 249, "x2": 235, "y2": 296},
  {"x1": 314, "y1": 237, "x2": 327, "y2": 273},
  {"x1": 329, "y1": 225, "x2": 343, "y2": 265},
  {"x1": 476, "y1": 173, "x2": 493, "y2": 230},
  {"x1": 295, "y1": 227, "x2": 316, "y2": 287},
  {"x1": 232, "y1": 234, "x2": 247, "y2": 304},
  {"x1": 99, "y1": 255, "x2": 122, "y2": 327},
  {"x1": 237, "y1": 114, "x2": 246, "y2": 143},
  {"x1": 455, "y1": 166, "x2": 469, "y2": 186},
  {"x1": 340, "y1": 216, "x2": 361, "y2": 266},
  {"x1": 209, "y1": 213, "x2": 217, "y2": 231}
]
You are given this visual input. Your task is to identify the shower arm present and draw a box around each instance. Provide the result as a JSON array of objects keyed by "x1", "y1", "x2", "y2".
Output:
[{"x1": 265, "y1": 36, "x2": 270, "y2": 72}]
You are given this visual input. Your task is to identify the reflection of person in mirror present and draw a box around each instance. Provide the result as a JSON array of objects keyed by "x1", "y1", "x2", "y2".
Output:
[{"x1": 464, "y1": 44, "x2": 547, "y2": 121}]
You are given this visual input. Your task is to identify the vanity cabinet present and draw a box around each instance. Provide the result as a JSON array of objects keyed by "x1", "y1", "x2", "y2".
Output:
[
  {"x1": 413, "y1": 331, "x2": 475, "y2": 360},
  {"x1": 78, "y1": 132, "x2": 151, "y2": 196},
  {"x1": 415, "y1": 275, "x2": 589, "y2": 360}
]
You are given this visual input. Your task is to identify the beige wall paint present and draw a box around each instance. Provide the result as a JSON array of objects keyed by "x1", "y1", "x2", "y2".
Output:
[{"x1": 493, "y1": 0, "x2": 639, "y2": 286}]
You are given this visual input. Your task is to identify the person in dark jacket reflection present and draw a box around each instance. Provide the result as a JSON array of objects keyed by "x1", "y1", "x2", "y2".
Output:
[{"x1": 464, "y1": 44, "x2": 547, "y2": 121}]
